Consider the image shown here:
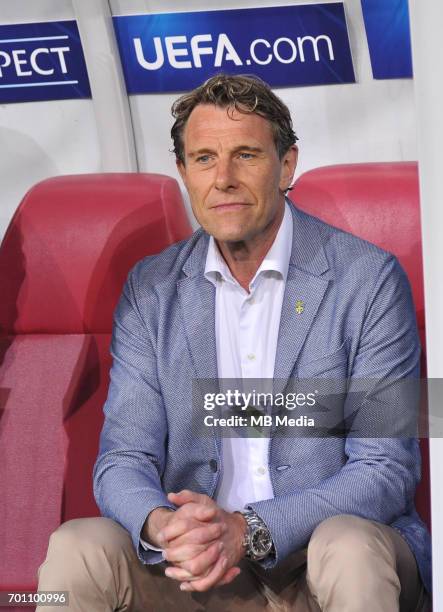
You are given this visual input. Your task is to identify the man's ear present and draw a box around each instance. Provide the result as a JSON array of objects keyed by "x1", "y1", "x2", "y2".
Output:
[{"x1": 279, "y1": 145, "x2": 298, "y2": 192}]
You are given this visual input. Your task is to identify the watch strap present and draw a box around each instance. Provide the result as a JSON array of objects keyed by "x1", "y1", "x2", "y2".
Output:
[{"x1": 239, "y1": 509, "x2": 274, "y2": 560}]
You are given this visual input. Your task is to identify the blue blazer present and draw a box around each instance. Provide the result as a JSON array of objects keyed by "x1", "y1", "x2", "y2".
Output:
[{"x1": 94, "y1": 203, "x2": 431, "y2": 593}]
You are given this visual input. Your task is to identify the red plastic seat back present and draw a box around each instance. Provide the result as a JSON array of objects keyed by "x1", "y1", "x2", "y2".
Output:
[
  {"x1": 291, "y1": 162, "x2": 430, "y2": 528},
  {"x1": 0, "y1": 173, "x2": 192, "y2": 590},
  {"x1": 0, "y1": 173, "x2": 191, "y2": 335}
]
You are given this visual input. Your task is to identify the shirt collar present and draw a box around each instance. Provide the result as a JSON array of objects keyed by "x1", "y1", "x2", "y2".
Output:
[{"x1": 204, "y1": 201, "x2": 293, "y2": 288}]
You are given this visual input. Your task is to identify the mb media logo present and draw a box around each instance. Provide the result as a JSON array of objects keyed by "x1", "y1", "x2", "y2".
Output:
[
  {"x1": 114, "y1": 4, "x2": 355, "y2": 93},
  {"x1": 0, "y1": 20, "x2": 91, "y2": 104}
]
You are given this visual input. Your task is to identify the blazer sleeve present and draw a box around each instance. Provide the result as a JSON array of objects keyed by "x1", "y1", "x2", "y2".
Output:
[
  {"x1": 246, "y1": 255, "x2": 422, "y2": 568},
  {"x1": 93, "y1": 263, "x2": 174, "y2": 565}
]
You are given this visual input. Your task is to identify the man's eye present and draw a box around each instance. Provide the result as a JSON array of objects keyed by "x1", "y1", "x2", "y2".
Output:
[
  {"x1": 196, "y1": 155, "x2": 212, "y2": 163},
  {"x1": 239, "y1": 152, "x2": 255, "y2": 160}
]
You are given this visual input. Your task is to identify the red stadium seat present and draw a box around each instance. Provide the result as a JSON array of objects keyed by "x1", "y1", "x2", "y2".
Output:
[
  {"x1": 291, "y1": 161, "x2": 430, "y2": 529},
  {"x1": 0, "y1": 164, "x2": 429, "y2": 596},
  {"x1": 0, "y1": 173, "x2": 192, "y2": 593}
]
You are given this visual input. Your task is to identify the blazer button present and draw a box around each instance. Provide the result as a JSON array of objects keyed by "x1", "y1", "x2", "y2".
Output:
[{"x1": 209, "y1": 459, "x2": 218, "y2": 472}]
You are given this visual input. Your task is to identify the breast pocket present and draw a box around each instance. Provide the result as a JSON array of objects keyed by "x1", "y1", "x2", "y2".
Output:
[
  {"x1": 294, "y1": 343, "x2": 349, "y2": 430},
  {"x1": 296, "y1": 341, "x2": 349, "y2": 378}
]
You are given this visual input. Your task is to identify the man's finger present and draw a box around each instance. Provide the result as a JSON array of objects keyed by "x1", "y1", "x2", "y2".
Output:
[
  {"x1": 215, "y1": 566, "x2": 242, "y2": 587},
  {"x1": 159, "y1": 507, "x2": 221, "y2": 546},
  {"x1": 168, "y1": 500, "x2": 216, "y2": 523},
  {"x1": 158, "y1": 518, "x2": 192, "y2": 545},
  {"x1": 180, "y1": 555, "x2": 228, "y2": 592},
  {"x1": 177, "y1": 541, "x2": 223, "y2": 576},
  {"x1": 195, "y1": 506, "x2": 216, "y2": 521},
  {"x1": 163, "y1": 542, "x2": 208, "y2": 563},
  {"x1": 177, "y1": 502, "x2": 216, "y2": 522},
  {"x1": 164, "y1": 566, "x2": 194, "y2": 581},
  {"x1": 168, "y1": 490, "x2": 212, "y2": 507},
  {"x1": 166, "y1": 522, "x2": 225, "y2": 548},
  {"x1": 165, "y1": 541, "x2": 222, "y2": 578},
  {"x1": 164, "y1": 563, "x2": 212, "y2": 582}
]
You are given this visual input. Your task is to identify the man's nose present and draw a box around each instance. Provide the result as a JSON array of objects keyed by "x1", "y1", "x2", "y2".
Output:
[{"x1": 214, "y1": 159, "x2": 238, "y2": 191}]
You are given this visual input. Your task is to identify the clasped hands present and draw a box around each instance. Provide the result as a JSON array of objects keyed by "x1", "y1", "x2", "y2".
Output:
[{"x1": 145, "y1": 490, "x2": 247, "y2": 592}]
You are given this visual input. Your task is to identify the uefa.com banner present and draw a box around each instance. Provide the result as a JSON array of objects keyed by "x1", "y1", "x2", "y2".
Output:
[{"x1": 113, "y1": 3, "x2": 355, "y2": 93}]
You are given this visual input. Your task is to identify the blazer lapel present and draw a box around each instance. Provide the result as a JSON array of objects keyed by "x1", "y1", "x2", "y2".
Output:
[
  {"x1": 273, "y1": 203, "x2": 331, "y2": 394},
  {"x1": 177, "y1": 232, "x2": 218, "y2": 382},
  {"x1": 177, "y1": 233, "x2": 221, "y2": 451}
]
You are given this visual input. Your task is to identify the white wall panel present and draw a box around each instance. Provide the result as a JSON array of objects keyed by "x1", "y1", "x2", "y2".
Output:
[
  {"x1": 0, "y1": 0, "x2": 101, "y2": 241},
  {"x1": 0, "y1": 99, "x2": 101, "y2": 235},
  {"x1": 72, "y1": 0, "x2": 137, "y2": 172},
  {"x1": 0, "y1": 0, "x2": 74, "y2": 23}
]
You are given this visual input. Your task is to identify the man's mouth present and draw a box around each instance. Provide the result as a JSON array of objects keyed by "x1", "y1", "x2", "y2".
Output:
[{"x1": 209, "y1": 202, "x2": 251, "y2": 211}]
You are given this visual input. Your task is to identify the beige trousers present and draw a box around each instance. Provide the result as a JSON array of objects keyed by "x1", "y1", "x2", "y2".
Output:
[{"x1": 37, "y1": 514, "x2": 428, "y2": 612}]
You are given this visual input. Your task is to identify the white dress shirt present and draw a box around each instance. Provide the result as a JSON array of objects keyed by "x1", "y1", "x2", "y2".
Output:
[
  {"x1": 204, "y1": 202, "x2": 293, "y2": 512},
  {"x1": 141, "y1": 202, "x2": 292, "y2": 549}
]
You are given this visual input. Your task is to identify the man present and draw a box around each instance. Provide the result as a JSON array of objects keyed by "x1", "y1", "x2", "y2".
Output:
[{"x1": 38, "y1": 74, "x2": 431, "y2": 611}]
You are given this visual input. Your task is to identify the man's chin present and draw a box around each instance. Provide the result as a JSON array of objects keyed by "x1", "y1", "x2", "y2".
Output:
[
  {"x1": 212, "y1": 232, "x2": 251, "y2": 246},
  {"x1": 202, "y1": 220, "x2": 258, "y2": 245}
]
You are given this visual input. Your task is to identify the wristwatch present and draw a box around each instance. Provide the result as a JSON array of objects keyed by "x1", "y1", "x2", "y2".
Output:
[{"x1": 239, "y1": 509, "x2": 275, "y2": 561}]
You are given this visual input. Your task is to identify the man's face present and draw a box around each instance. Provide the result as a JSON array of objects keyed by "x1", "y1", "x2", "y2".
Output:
[{"x1": 177, "y1": 104, "x2": 297, "y2": 245}]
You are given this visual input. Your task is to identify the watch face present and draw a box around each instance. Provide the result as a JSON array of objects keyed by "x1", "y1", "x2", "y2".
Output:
[{"x1": 251, "y1": 527, "x2": 273, "y2": 557}]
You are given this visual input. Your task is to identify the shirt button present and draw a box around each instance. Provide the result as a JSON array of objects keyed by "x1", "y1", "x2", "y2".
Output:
[
  {"x1": 247, "y1": 353, "x2": 256, "y2": 361},
  {"x1": 257, "y1": 466, "x2": 266, "y2": 475}
]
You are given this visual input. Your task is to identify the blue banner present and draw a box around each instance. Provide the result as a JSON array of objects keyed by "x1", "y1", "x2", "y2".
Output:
[
  {"x1": 113, "y1": 4, "x2": 355, "y2": 93},
  {"x1": 361, "y1": 0, "x2": 413, "y2": 79},
  {"x1": 0, "y1": 20, "x2": 91, "y2": 103}
]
